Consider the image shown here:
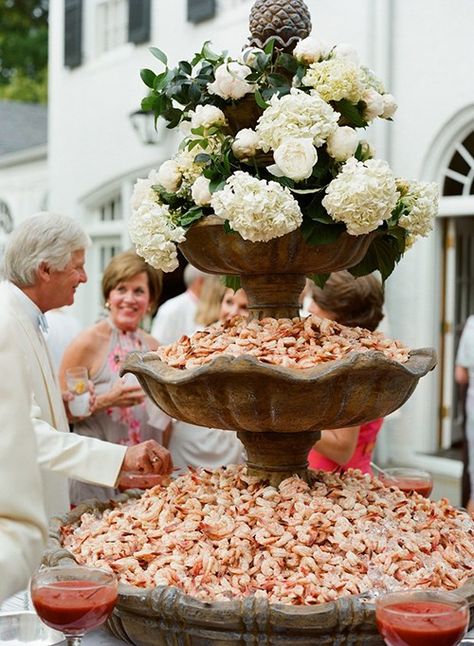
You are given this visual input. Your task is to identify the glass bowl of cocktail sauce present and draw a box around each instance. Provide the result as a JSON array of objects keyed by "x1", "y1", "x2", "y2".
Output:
[
  {"x1": 380, "y1": 467, "x2": 433, "y2": 498},
  {"x1": 375, "y1": 589, "x2": 469, "y2": 646}
]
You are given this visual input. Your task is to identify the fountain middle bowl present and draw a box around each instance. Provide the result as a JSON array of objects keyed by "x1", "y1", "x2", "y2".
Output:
[{"x1": 122, "y1": 348, "x2": 437, "y2": 434}]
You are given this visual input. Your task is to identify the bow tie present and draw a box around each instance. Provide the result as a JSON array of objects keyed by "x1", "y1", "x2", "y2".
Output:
[{"x1": 38, "y1": 312, "x2": 49, "y2": 334}]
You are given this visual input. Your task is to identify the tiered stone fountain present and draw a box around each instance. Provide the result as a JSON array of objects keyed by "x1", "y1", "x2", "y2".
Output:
[{"x1": 44, "y1": 1, "x2": 474, "y2": 644}]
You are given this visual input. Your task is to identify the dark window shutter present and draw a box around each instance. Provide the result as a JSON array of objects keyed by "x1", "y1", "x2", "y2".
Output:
[
  {"x1": 128, "y1": 0, "x2": 151, "y2": 45},
  {"x1": 187, "y1": 0, "x2": 216, "y2": 24},
  {"x1": 64, "y1": 0, "x2": 83, "y2": 69}
]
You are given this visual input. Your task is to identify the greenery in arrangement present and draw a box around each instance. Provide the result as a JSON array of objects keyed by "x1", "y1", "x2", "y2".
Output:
[
  {"x1": 0, "y1": 0, "x2": 48, "y2": 103},
  {"x1": 129, "y1": 37, "x2": 438, "y2": 285}
]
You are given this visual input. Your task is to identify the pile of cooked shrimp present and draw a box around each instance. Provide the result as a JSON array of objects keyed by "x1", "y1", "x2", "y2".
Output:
[
  {"x1": 156, "y1": 314, "x2": 409, "y2": 370},
  {"x1": 62, "y1": 466, "x2": 473, "y2": 605}
]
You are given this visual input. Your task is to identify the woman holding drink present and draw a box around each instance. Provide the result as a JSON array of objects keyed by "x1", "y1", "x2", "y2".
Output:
[{"x1": 60, "y1": 250, "x2": 171, "y2": 504}]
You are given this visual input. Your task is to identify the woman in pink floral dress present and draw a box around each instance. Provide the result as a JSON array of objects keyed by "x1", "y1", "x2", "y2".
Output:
[{"x1": 60, "y1": 250, "x2": 171, "y2": 504}]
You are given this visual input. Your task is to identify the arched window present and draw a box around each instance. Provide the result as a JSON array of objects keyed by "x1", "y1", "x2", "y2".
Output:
[
  {"x1": 0, "y1": 200, "x2": 13, "y2": 234},
  {"x1": 442, "y1": 131, "x2": 474, "y2": 196}
]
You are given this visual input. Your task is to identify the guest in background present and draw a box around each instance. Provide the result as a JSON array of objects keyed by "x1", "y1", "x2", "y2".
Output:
[
  {"x1": 60, "y1": 249, "x2": 172, "y2": 504},
  {"x1": 455, "y1": 315, "x2": 474, "y2": 516},
  {"x1": 168, "y1": 281, "x2": 248, "y2": 470},
  {"x1": 152, "y1": 263, "x2": 207, "y2": 345},
  {"x1": 307, "y1": 271, "x2": 385, "y2": 474}
]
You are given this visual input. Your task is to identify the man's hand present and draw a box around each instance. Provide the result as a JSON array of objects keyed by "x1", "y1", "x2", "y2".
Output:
[{"x1": 121, "y1": 439, "x2": 172, "y2": 476}]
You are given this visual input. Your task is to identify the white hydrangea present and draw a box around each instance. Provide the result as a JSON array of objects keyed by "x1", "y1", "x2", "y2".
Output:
[
  {"x1": 131, "y1": 172, "x2": 157, "y2": 211},
  {"x1": 293, "y1": 37, "x2": 329, "y2": 64},
  {"x1": 207, "y1": 62, "x2": 254, "y2": 100},
  {"x1": 397, "y1": 180, "x2": 439, "y2": 238},
  {"x1": 302, "y1": 57, "x2": 365, "y2": 103},
  {"x1": 129, "y1": 202, "x2": 186, "y2": 273},
  {"x1": 322, "y1": 157, "x2": 399, "y2": 235},
  {"x1": 190, "y1": 105, "x2": 227, "y2": 130},
  {"x1": 210, "y1": 171, "x2": 303, "y2": 242},
  {"x1": 174, "y1": 143, "x2": 212, "y2": 186},
  {"x1": 256, "y1": 88, "x2": 338, "y2": 152}
]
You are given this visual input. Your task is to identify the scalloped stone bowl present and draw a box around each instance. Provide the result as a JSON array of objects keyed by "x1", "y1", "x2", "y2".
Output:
[
  {"x1": 123, "y1": 349, "x2": 436, "y2": 434},
  {"x1": 122, "y1": 348, "x2": 437, "y2": 485},
  {"x1": 179, "y1": 217, "x2": 379, "y2": 277},
  {"x1": 44, "y1": 496, "x2": 474, "y2": 646}
]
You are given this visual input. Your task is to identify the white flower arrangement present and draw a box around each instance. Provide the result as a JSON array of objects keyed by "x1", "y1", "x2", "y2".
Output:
[{"x1": 129, "y1": 35, "x2": 439, "y2": 284}]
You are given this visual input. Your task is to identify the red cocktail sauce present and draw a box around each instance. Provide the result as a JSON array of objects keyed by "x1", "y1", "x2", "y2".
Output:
[
  {"x1": 388, "y1": 478, "x2": 433, "y2": 498},
  {"x1": 376, "y1": 600, "x2": 468, "y2": 646},
  {"x1": 32, "y1": 580, "x2": 117, "y2": 634}
]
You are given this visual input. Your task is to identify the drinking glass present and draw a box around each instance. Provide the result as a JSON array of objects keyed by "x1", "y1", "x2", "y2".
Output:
[
  {"x1": 375, "y1": 589, "x2": 469, "y2": 646},
  {"x1": 66, "y1": 367, "x2": 91, "y2": 417},
  {"x1": 30, "y1": 566, "x2": 118, "y2": 646},
  {"x1": 380, "y1": 467, "x2": 433, "y2": 498}
]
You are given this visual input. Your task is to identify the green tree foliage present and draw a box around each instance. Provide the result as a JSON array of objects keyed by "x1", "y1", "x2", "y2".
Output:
[{"x1": 0, "y1": 0, "x2": 48, "y2": 103}]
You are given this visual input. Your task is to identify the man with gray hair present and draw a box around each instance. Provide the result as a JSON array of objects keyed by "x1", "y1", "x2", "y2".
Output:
[
  {"x1": 0, "y1": 212, "x2": 171, "y2": 518},
  {"x1": 151, "y1": 263, "x2": 207, "y2": 345}
]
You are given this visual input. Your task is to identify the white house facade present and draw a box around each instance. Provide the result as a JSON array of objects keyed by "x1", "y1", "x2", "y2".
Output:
[{"x1": 43, "y1": 0, "x2": 474, "y2": 500}]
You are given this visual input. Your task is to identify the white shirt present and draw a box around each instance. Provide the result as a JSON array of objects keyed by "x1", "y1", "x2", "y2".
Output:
[{"x1": 151, "y1": 290, "x2": 198, "y2": 345}]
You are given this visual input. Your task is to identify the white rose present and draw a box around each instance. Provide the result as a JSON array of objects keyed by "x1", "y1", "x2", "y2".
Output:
[
  {"x1": 207, "y1": 62, "x2": 254, "y2": 100},
  {"x1": 191, "y1": 175, "x2": 212, "y2": 206},
  {"x1": 157, "y1": 159, "x2": 182, "y2": 192},
  {"x1": 381, "y1": 93, "x2": 398, "y2": 119},
  {"x1": 232, "y1": 128, "x2": 260, "y2": 159},
  {"x1": 293, "y1": 37, "x2": 329, "y2": 64},
  {"x1": 326, "y1": 126, "x2": 359, "y2": 162},
  {"x1": 362, "y1": 88, "x2": 384, "y2": 121},
  {"x1": 333, "y1": 43, "x2": 360, "y2": 65},
  {"x1": 190, "y1": 104, "x2": 227, "y2": 130},
  {"x1": 273, "y1": 138, "x2": 317, "y2": 182}
]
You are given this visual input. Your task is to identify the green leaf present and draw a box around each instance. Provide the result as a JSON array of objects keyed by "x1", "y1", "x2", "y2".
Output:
[
  {"x1": 154, "y1": 69, "x2": 172, "y2": 91},
  {"x1": 149, "y1": 47, "x2": 168, "y2": 66},
  {"x1": 140, "y1": 68, "x2": 156, "y2": 88},
  {"x1": 209, "y1": 178, "x2": 226, "y2": 193},
  {"x1": 349, "y1": 235, "x2": 400, "y2": 281},
  {"x1": 224, "y1": 275, "x2": 241, "y2": 290},
  {"x1": 202, "y1": 41, "x2": 221, "y2": 62},
  {"x1": 267, "y1": 72, "x2": 290, "y2": 88},
  {"x1": 301, "y1": 221, "x2": 345, "y2": 246},
  {"x1": 223, "y1": 219, "x2": 235, "y2": 233},
  {"x1": 276, "y1": 53, "x2": 298, "y2": 73},
  {"x1": 333, "y1": 99, "x2": 368, "y2": 128},
  {"x1": 178, "y1": 60, "x2": 192, "y2": 75},
  {"x1": 254, "y1": 88, "x2": 269, "y2": 109},
  {"x1": 264, "y1": 38, "x2": 276, "y2": 56},
  {"x1": 179, "y1": 206, "x2": 205, "y2": 227},
  {"x1": 307, "y1": 273, "x2": 330, "y2": 288},
  {"x1": 194, "y1": 153, "x2": 211, "y2": 163},
  {"x1": 141, "y1": 95, "x2": 155, "y2": 112}
]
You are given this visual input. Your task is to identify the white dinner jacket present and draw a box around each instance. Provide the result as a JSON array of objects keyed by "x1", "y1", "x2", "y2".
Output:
[
  {"x1": 0, "y1": 283, "x2": 126, "y2": 519},
  {"x1": 0, "y1": 291, "x2": 48, "y2": 602}
]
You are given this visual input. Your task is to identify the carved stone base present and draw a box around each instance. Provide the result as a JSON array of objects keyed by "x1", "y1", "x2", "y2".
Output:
[{"x1": 238, "y1": 429, "x2": 320, "y2": 485}]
